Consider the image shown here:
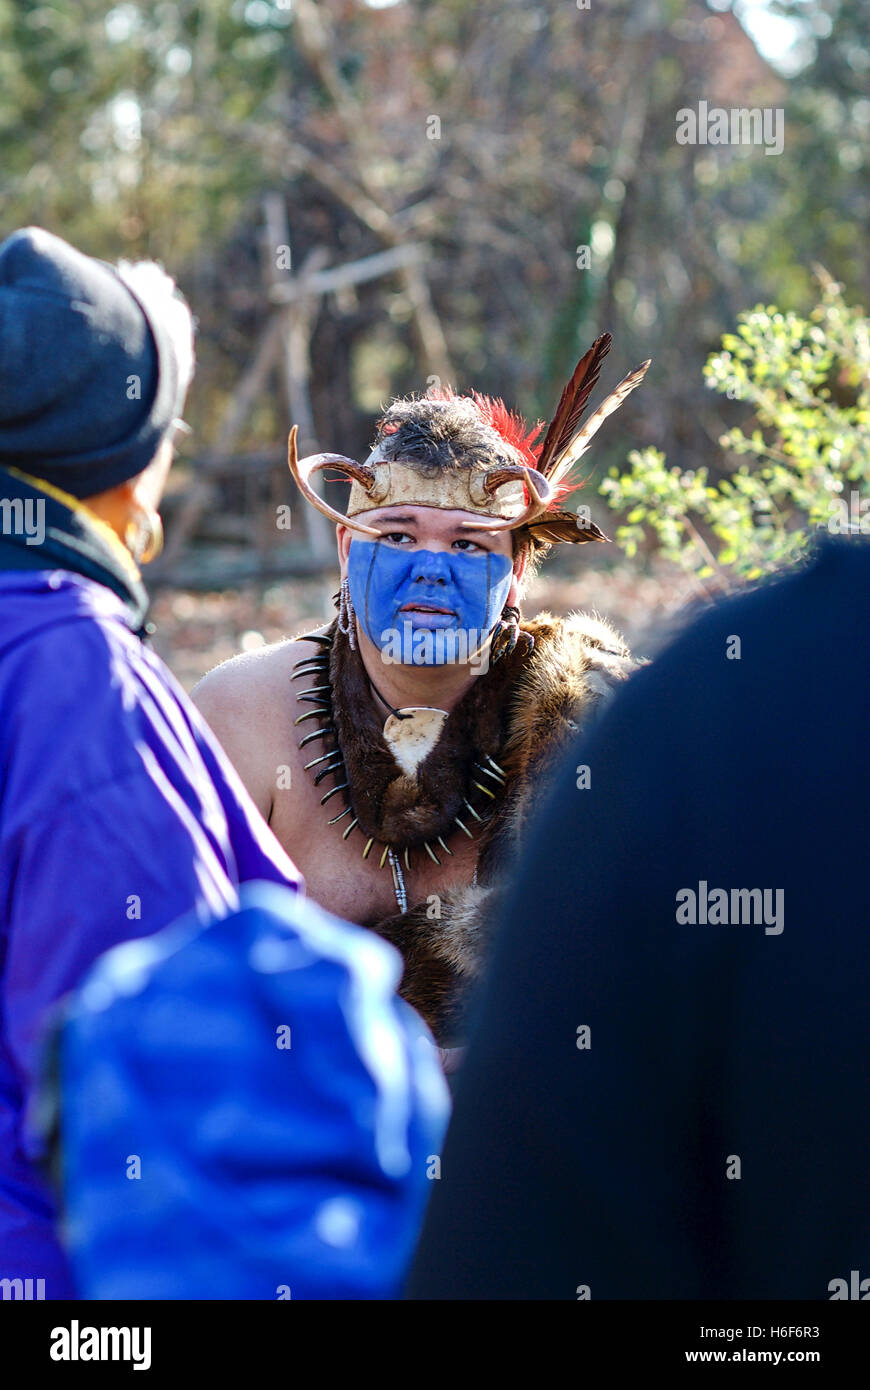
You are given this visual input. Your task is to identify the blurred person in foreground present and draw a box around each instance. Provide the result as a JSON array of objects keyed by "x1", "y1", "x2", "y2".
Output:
[
  {"x1": 56, "y1": 880, "x2": 448, "y2": 1300},
  {"x1": 0, "y1": 227, "x2": 306, "y2": 1298},
  {"x1": 408, "y1": 537, "x2": 870, "y2": 1299}
]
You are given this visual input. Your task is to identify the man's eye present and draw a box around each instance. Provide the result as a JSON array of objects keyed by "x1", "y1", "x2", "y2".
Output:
[
  {"x1": 452, "y1": 537, "x2": 484, "y2": 552},
  {"x1": 382, "y1": 531, "x2": 414, "y2": 545}
]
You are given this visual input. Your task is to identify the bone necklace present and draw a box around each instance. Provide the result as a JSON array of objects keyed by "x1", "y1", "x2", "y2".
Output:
[{"x1": 293, "y1": 630, "x2": 504, "y2": 910}]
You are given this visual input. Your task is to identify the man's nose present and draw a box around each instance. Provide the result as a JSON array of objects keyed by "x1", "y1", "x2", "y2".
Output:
[{"x1": 410, "y1": 549, "x2": 451, "y2": 584}]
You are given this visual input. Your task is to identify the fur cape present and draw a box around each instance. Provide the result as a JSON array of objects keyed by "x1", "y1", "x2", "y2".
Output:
[{"x1": 366, "y1": 611, "x2": 637, "y2": 1043}]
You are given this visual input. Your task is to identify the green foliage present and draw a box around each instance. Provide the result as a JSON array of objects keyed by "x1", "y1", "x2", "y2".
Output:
[{"x1": 600, "y1": 274, "x2": 870, "y2": 590}]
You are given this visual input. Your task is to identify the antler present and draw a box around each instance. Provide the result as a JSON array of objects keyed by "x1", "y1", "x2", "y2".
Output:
[
  {"x1": 287, "y1": 425, "x2": 384, "y2": 537},
  {"x1": 460, "y1": 464, "x2": 555, "y2": 532}
]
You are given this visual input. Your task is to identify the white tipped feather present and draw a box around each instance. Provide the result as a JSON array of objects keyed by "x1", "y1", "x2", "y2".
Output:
[{"x1": 548, "y1": 359, "x2": 651, "y2": 489}]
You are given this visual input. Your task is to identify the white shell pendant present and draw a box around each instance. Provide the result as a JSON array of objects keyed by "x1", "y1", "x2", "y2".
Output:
[{"x1": 383, "y1": 706, "x2": 448, "y2": 775}]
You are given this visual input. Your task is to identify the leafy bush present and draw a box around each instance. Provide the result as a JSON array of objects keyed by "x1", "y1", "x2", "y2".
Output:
[{"x1": 600, "y1": 271, "x2": 870, "y2": 594}]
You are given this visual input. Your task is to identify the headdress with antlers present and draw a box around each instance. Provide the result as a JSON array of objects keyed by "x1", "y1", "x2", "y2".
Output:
[{"x1": 288, "y1": 333, "x2": 650, "y2": 547}]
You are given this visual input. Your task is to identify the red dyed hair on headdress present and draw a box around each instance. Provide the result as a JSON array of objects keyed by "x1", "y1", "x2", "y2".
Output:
[
  {"x1": 426, "y1": 385, "x2": 592, "y2": 501},
  {"x1": 425, "y1": 384, "x2": 545, "y2": 470}
]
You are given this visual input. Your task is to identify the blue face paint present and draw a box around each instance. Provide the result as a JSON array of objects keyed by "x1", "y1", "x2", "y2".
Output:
[{"x1": 346, "y1": 539, "x2": 513, "y2": 666}]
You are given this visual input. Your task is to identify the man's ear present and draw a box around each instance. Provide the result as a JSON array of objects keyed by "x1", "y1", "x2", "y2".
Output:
[
  {"x1": 131, "y1": 437, "x2": 175, "y2": 511},
  {"x1": 507, "y1": 544, "x2": 528, "y2": 607},
  {"x1": 336, "y1": 523, "x2": 352, "y2": 571},
  {"x1": 117, "y1": 477, "x2": 138, "y2": 506}
]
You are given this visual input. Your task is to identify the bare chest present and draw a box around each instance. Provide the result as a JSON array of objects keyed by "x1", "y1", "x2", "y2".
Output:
[{"x1": 269, "y1": 746, "x2": 480, "y2": 927}]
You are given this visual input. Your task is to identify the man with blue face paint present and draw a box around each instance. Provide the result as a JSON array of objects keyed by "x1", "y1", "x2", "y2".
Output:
[
  {"x1": 347, "y1": 535, "x2": 513, "y2": 666},
  {"x1": 195, "y1": 336, "x2": 651, "y2": 1049}
]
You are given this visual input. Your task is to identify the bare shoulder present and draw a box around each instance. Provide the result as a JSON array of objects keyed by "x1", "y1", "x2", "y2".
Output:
[
  {"x1": 194, "y1": 637, "x2": 288, "y2": 714},
  {"x1": 194, "y1": 624, "x2": 332, "y2": 707},
  {"x1": 192, "y1": 626, "x2": 331, "y2": 816}
]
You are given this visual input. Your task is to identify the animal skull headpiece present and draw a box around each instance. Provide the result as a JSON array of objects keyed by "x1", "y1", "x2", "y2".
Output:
[{"x1": 289, "y1": 334, "x2": 650, "y2": 546}]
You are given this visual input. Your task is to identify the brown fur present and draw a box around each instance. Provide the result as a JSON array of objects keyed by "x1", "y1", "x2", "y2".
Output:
[
  {"x1": 368, "y1": 610, "x2": 636, "y2": 1041},
  {"x1": 331, "y1": 618, "x2": 531, "y2": 846}
]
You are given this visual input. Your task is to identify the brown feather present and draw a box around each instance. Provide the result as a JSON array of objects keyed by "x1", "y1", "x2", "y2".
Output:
[
  {"x1": 536, "y1": 334, "x2": 612, "y2": 477},
  {"x1": 525, "y1": 510, "x2": 609, "y2": 545},
  {"x1": 547, "y1": 359, "x2": 651, "y2": 490}
]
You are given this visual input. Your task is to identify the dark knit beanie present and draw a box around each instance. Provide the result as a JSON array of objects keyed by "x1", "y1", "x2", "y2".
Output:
[{"x1": 0, "y1": 226, "x2": 190, "y2": 497}]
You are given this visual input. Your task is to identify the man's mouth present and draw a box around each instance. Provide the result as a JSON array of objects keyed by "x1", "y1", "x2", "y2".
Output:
[{"x1": 401, "y1": 602, "x2": 455, "y2": 616}]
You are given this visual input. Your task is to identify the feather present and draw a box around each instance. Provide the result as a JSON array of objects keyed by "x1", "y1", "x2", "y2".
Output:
[
  {"x1": 546, "y1": 359, "x2": 651, "y2": 490},
  {"x1": 536, "y1": 334, "x2": 612, "y2": 477},
  {"x1": 525, "y1": 510, "x2": 609, "y2": 545}
]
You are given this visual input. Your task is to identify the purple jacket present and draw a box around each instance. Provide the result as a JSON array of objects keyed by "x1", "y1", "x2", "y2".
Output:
[{"x1": 0, "y1": 570, "x2": 301, "y2": 1298}]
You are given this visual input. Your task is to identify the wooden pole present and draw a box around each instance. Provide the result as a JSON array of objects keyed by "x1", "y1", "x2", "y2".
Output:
[{"x1": 263, "y1": 194, "x2": 335, "y2": 565}]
